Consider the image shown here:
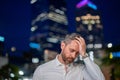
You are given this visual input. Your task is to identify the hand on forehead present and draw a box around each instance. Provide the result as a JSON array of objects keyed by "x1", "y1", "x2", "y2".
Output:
[{"x1": 74, "y1": 36, "x2": 84, "y2": 43}]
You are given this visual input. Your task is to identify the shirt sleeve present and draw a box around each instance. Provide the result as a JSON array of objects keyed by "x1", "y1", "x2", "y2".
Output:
[
  {"x1": 82, "y1": 57, "x2": 105, "y2": 80},
  {"x1": 32, "y1": 66, "x2": 43, "y2": 80}
]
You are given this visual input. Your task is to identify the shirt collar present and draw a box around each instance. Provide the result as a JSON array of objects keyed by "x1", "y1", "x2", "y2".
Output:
[
  {"x1": 55, "y1": 55, "x2": 74, "y2": 68},
  {"x1": 55, "y1": 55, "x2": 63, "y2": 67}
]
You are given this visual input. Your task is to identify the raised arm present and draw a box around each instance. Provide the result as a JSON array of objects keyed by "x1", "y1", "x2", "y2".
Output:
[{"x1": 75, "y1": 36, "x2": 105, "y2": 80}]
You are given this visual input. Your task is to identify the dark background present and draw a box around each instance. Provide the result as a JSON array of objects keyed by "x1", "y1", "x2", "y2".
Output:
[{"x1": 0, "y1": 0, "x2": 120, "y2": 56}]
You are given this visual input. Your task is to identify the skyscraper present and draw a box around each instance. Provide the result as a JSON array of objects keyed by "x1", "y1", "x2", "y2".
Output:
[
  {"x1": 75, "y1": 0, "x2": 104, "y2": 59},
  {"x1": 30, "y1": 0, "x2": 68, "y2": 52}
]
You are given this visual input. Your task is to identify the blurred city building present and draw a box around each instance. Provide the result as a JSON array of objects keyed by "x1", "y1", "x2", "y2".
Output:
[
  {"x1": 30, "y1": 0, "x2": 68, "y2": 60},
  {"x1": 0, "y1": 36, "x2": 4, "y2": 56},
  {"x1": 75, "y1": 0, "x2": 104, "y2": 59},
  {"x1": 44, "y1": 49, "x2": 58, "y2": 62},
  {"x1": 0, "y1": 56, "x2": 8, "y2": 68},
  {"x1": 30, "y1": 0, "x2": 105, "y2": 61}
]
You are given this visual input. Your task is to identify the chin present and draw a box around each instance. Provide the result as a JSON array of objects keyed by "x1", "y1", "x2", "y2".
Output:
[{"x1": 67, "y1": 60, "x2": 74, "y2": 64}]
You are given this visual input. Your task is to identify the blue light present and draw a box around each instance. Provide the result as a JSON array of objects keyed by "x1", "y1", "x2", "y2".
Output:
[
  {"x1": 88, "y1": 2, "x2": 97, "y2": 10},
  {"x1": 29, "y1": 42, "x2": 40, "y2": 49},
  {"x1": 0, "y1": 36, "x2": 5, "y2": 42},
  {"x1": 112, "y1": 51, "x2": 120, "y2": 58}
]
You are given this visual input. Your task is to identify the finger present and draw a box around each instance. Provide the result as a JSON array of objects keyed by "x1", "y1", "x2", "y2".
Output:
[
  {"x1": 80, "y1": 37, "x2": 85, "y2": 43},
  {"x1": 74, "y1": 38, "x2": 82, "y2": 52},
  {"x1": 75, "y1": 37, "x2": 82, "y2": 44},
  {"x1": 76, "y1": 37, "x2": 85, "y2": 44}
]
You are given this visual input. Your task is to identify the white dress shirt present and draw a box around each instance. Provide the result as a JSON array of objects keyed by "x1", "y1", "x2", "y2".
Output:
[{"x1": 33, "y1": 56, "x2": 105, "y2": 80}]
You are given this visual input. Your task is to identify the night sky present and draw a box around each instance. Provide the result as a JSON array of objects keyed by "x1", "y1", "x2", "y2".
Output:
[
  {"x1": 95, "y1": 0, "x2": 120, "y2": 46},
  {"x1": 0, "y1": 0, "x2": 31, "y2": 56},
  {"x1": 0, "y1": 0, "x2": 120, "y2": 56}
]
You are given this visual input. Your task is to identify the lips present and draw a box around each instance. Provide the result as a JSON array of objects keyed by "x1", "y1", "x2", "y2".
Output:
[{"x1": 67, "y1": 58, "x2": 74, "y2": 61}]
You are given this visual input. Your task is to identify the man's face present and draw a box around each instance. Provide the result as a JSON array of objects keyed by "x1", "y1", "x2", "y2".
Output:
[{"x1": 61, "y1": 40, "x2": 79, "y2": 64}]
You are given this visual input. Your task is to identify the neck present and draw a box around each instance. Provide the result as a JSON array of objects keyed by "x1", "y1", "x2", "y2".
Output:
[{"x1": 58, "y1": 54, "x2": 66, "y2": 65}]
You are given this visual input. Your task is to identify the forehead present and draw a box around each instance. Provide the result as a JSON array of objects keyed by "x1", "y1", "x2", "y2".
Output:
[{"x1": 68, "y1": 40, "x2": 79, "y2": 48}]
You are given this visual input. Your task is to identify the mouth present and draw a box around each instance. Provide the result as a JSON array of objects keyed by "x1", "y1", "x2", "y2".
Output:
[{"x1": 67, "y1": 58, "x2": 74, "y2": 61}]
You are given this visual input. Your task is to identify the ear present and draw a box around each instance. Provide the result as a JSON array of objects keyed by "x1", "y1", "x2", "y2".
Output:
[{"x1": 61, "y1": 41, "x2": 65, "y2": 50}]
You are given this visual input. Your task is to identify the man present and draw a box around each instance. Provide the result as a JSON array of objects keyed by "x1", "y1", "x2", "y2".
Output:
[{"x1": 33, "y1": 33, "x2": 105, "y2": 80}]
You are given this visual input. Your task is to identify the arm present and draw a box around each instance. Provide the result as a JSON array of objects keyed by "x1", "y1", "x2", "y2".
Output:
[
  {"x1": 82, "y1": 57, "x2": 105, "y2": 80},
  {"x1": 75, "y1": 37, "x2": 105, "y2": 80}
]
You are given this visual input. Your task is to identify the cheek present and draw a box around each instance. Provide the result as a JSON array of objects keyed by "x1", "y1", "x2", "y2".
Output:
[
  {"x1": 62, "y1": 47, "x2": 71, "y2": 57},
  {"x1": 62, "y1": 47, "x2": 68, "y2": 54},
  {"x1": 62, "y1": 51, "x2": 69, "y2": 58}
]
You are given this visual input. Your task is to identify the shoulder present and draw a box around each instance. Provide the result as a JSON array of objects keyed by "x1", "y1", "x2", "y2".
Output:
[
  {"x1": 35, "y1": 59, "x2": 56, "y2": 71},
  {"x1": 33, "y1": 60, "x2": 54, "y2": 80}
]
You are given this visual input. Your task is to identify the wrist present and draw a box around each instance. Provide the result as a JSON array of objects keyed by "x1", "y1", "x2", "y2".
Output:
[{"x1": 82, "y1": 53, "x2": 88, "y2": 59}]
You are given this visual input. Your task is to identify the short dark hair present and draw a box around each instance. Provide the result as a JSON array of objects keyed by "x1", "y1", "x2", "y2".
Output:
[{"x1": 62, "y1": 33, "x2": 81, "y2": 44}]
